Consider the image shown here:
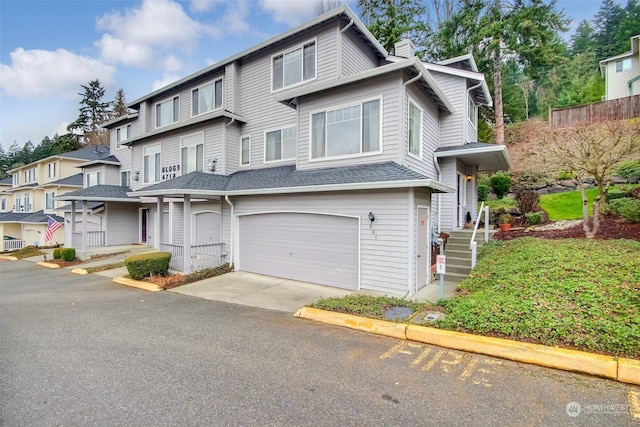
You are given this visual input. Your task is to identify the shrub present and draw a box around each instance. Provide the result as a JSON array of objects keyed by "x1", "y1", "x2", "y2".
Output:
[
  {"x1": 616, "y1": 160, "x2": 640, "y2": 181},
  {"x1": 490, "y1": 173, "x2": 512, "y2": 199},
  {"x1": 125, "y1": 252, "x2": 171, "y2": 280},
  {"x1": 52, "y1": 248, "x2": 61, "y2": 259},
  {"x1": 605, "y1": 191, "x2": 628, "y2": 202},
  {"x1": 556, "y1": 170, "x2": 573, "y2": 180},
  {"x1": 610, "y1": 198, "x2": 640, "y2": 222},
  {"x1": 60, "y1": 248, "x2": 76, "y2": 262},
  {"x1": 478, "y1": 172, "x2": 491, "y2": 188},
  {"x1": 525, "y1": 212, "x2": 543, "y2": 225},
  {"x1": 515, "y1": 190, "x2": 540, "y2": 214},
  {"x1": 477, "y1": 184, "x2": 489, "y2": 202}
]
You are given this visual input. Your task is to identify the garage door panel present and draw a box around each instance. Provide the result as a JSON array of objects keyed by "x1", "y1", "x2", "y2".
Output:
[{"x1": 239, "y1": 213, "x2": 358, "y2": 290}]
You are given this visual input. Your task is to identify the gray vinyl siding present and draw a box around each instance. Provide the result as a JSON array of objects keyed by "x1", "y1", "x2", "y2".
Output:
[
  {"x1": 231, "y1": 189, "x2": 411, "y2": 295},
  {"x1": 105, "y1": 202, "x2": 138, "y2": 245},
  {"x1": 605, "y1": 55, "x2": 639, "y2": 100},
  {"x1": 224, "y1": 123, "x2": 240, "y2": 175},
  {"x1": 341, "y1": 29, "x2": 379, "y2": 76},
  {"x1": 103, "y1": 165, "x2": 120, "y2": 186},
  {"x1": 296, "y1": 73, "x2": 401, "y2": 170},
  {"x1": 172, "y1": 202, "x2": 184, "y2": 244},
  {"x1": 431, "y1": 71, "x2": 465, "y2": 147},
  {"x1": 437, "y1": 157, "x2": 457, "y2": 232},
  {"x1": 403, "y1": 84, "x2": 440, "y2": 179},
  {"x1": 225, "y1": 62, "x2": 239, "y2": 113},
  {"x1": 414, "y1": 188, "x2": 432, "y2": 287}
]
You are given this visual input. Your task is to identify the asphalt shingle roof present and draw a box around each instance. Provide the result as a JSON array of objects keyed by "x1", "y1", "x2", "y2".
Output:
[
  {"x1": 0, "y1": 177, "x2": 12, "y2": 186},
  {"x1": 139, "y1": 172, "x2": 229, "y2": 192},
  {"x1": 44, "y1": 173, "x2": 84, "y2": 187},
  {"x1": 58, "y1": 145, "x2": 110, "y2": 161},
  {"x1": 56, "y1": 185, "x2": 138, "y2": 200},
  {"x1": 0, "y1": 210, "x2": 62, "y2": 224},
  {"x1": 56, "y1": 201, "x2": 104, "y2": 212}
]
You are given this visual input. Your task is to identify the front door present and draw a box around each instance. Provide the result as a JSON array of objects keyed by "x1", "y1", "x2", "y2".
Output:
[
  {"x1": 417, "y1": 207, "x2": 429, "y2": 291},
  {"x1": 140, "y1": 208, "x2": 148, "y2": 243}
]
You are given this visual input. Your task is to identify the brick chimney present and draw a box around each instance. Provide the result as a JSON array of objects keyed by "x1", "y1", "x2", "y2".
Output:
[{"x1": 394, "y1": 38, "x2": 415, "y2": 58}]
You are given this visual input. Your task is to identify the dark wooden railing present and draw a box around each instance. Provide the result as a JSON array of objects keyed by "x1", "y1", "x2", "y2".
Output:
[{"x1": 550, "y1": 95, "x2": 640, "y2": 128}]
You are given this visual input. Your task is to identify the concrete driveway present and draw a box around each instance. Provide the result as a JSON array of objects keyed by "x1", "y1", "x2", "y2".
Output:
[{"x1": 169, "y1": 271, "x2": 353, "y2": 312}]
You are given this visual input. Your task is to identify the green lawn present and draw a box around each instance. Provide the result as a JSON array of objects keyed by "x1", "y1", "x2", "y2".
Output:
[
  {"x1": 539, "y1": 188, "x2": 598, "y2": 220},
  {"x1": 310, "y1": 238, "x2": 640, "y2": 359}
]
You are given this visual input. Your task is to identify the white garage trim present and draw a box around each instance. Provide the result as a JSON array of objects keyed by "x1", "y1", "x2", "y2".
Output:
[{"x1": 234, "y1": 210, "x2": 361, "y2": 289}]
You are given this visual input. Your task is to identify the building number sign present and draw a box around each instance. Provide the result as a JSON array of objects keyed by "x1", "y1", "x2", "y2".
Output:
[{"x1": 162, "y1": 164, "x2": 180, "y2": 181}]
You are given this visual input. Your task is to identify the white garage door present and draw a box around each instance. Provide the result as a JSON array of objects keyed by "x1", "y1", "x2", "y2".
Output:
[{"x1": 238, "y1": 213, "x2": 358, "y2": 290}]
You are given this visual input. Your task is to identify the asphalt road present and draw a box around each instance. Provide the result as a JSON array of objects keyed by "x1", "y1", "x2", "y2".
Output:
[{"x1": 0, "y1": 260, "x2": 636, "y2": 426}]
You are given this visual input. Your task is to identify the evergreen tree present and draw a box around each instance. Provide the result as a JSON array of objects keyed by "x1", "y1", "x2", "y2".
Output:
[
  {"x1": 113, "y1": 88, "x2": 129, "y2": 118},
  {"x1": 570, "y1": 20, "x2": 597, "y2": 55},
  {"x1": 593, "y1": 0, "x2": 625, "y2": 60},
  {"x1": 67, "y1": 79, "x2": 112, "y2": 147}
]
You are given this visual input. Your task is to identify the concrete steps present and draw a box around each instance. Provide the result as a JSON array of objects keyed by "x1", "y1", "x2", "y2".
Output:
[{"x1": 442, "y1": 229, "x2": 495, "y2": 283}]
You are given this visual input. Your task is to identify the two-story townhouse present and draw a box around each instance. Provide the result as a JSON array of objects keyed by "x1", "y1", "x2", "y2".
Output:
[
  {"x1": 600, "y1": 34, "x2": 640, "y2": 100},
  {"x1": 58, "y1": 5, "x2": 509, "y2": 297},
  {"x1": 0, "y1": 146, "x2": 110, "y2": 250}
]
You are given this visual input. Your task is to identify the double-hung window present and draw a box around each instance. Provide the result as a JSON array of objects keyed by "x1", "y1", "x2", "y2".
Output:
[
  {"x1": 616, "y1": 58, "x2": 632, "y2": 72},
  {"x1": 192, "y1": 79, "x2": 222, "y2": 116},
  {"x1": 48, "y1": 162, "x2": 56, "y2": 178},
  {"x1": 117, "y1": 124, "x2": 132, "y2": 146},
  {"x1": 240, "y1": 136, "x2": 250, "y2": 166},
  {"x1": 86, "y1": 172, "x2": 101, "y2": 187},
  {"x1": 272, "y1": 40, "x2": 316, "y2": 91},
  {"x1": 0, "y1": 197, "x2": 6, "y2": 211},
  {"x1": 265, "y1": 126, "x2": 296, "y2": 162},
  {"x1": 121, "y1": 170, "x2": 131, "y2": 187},
  {"x1": 311, "y1": 99, "x2": 380, "y2": 159},
  {"x1": 156, "y1": 96, "x2": 179, "y2": 128},
  {"x1": 408, "y1": 100, "x2": 422, "y2": 158},
  {"x1": 12, "y1": 174, "x2": 18, "y2": 186},
  {"x1": 181, "y1": 134, "x2": 204, "y2": 173},
  {"x1": 144, "y1": 145, "x2": 161, "y2": 183},
  {"x1": 45, "y1": 191, "x2": 55, "y2": 210},
  {"x1": 23, "y1": 193, "x2": 31, "y2": 211}
]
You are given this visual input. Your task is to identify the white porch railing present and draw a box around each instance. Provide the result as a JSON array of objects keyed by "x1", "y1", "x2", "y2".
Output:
[
  {"x1": 470, "y1": 202, "x2": 490, "y2": 268},
  {"x1": 160, "y1": 242, "x2": 225, "y2": 272},
  {"x1": 72, "y1": 231, "x2": 106, "y2": 248},
  {"x1": 3, "y1": 239, "x2": 26, "y2": 251}
]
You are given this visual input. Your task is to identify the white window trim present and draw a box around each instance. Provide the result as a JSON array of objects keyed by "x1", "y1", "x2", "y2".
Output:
[
  {"x1": 407, "y1": 98, "x2": 423, "y2": 160},
  {"x1": 308, "y1": 96, "x2": 383, "y2": 163},
  {"x1": 263, "y1": 125, "x2": 297, "y2": 164},
  {"x1": 180, "y1": 132, "x2": 205, "y2": 174},
  {"x1": 116, "y1": 124, "x2": 132, "y2": 146},
  {"x1": 616, "y1": 58, "x2": 632, "y2": 72},
  {"x1": 48, "y1": 162, "x2": 57, "y2": 179},
  {"x1": 240, "y1": 135, "x2": 251, "y2": 167},
  {"x1": 144, "y1": 144, "x2": 162, "y2": 184},
  {"x1": 155, "y1": 95, "x2": 180, "y2": 129},
  {"x1": 191, "y1": 78, "x2": 224, "y2": 118},
  {"x1": 121, "y1": 170, "x2": 131, "y2": 187},
  {"x1": 270, "y1": 38, "x2": 318, "y2": 93},
  {"x1": 45, "y1": 191, "x2": 56, "y2": 211}
]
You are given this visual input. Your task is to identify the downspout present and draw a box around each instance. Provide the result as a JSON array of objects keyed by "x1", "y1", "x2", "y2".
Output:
[
  {"x1": 224, "y1": 195, "x2": 234, "y2": 266},
  {"x1": 338, "y1": 19, "x2": 354, "y2": 78},
  {"x1": 433, "y1": 156, "x2": 442, "y2": 232},
  {"x1": 402, "y1": 71, "x2": 423, "y2": 167}
]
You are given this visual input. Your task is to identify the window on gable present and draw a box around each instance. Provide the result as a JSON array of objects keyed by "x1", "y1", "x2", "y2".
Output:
[
  {"x1": 12, "y1": 174, "x2": 18, "y2": 186},
  {"x1": 144, "y1": 145, "x2": 161, "y2": 183},
  {"x1": 240, "y1": 136, "x2": 250, "y2": 166},
  {"x1": 265, "y1": 126, "x2": 296, "y2": 162},
  {"x1": 192, "y1": 79, "x2": 223, "y2": 116},
  {"x1": 86, "y1": 172, "x2": 101, "y2": 187},
  {"x1": 616, "y1": 58, "x2": 632, "y2": 72},
  {"x1": 48, "y1": 162, "x2": 56, "y2": 178},
  {"x1": 311, "y1": 99, "x2": 380, "y2": 159},
  {"x1": 117, "y1": 124, "x2": 132, "y2": 146},
  {"x1": 181, "y1": 134, "x2": 204, "y2": 173},
  {"x1": 156, "y1": 96, "x2": 179, "y2": 128},
  {"x1": 408, "y1": 101, "x2": 422, "y2": 157},
  {"x1": 45, "y1": 191, "x2": 55, "y2": 210},
  {"x1": 272, "y1": 41, "x2": 316, "y2": 91},
  {"x1": 468, "y1": 98, "x2": 477, "y2": 126}
]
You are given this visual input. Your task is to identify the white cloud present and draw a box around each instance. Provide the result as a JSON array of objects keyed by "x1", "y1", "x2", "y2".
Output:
[
  {"x1": 190, "y1": 0, "x2": 226, "y2": 13},
  {"x1": 95, "y1": 0, "x2": 214, "y2": 70},
  {"x1": 152, "y1": 73, "x2": 182, "y2": 91},
  {"x1": 0, "y1": 48, "x2": 115, "y2": 98},
  {"x1": 259, "y1": 0, "x2": 317, "y2": 25}
]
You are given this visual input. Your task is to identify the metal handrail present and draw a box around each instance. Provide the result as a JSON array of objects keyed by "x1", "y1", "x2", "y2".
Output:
[{"x1": 470, "y1": 202, "x2": 490, "y2": 268}]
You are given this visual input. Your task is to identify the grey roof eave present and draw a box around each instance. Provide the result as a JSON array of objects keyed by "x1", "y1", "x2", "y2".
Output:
[
  {"x1": 435, "y1": 143, "x2": 511, "y2": 171},
  {"x1": 100, "y1": 112, "x2": 139, "y2": 129}
]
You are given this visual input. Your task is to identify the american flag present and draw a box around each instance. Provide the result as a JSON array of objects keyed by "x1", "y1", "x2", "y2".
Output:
[{"x1": 45, "y1": 216, "x2": 62, "y2": 242}]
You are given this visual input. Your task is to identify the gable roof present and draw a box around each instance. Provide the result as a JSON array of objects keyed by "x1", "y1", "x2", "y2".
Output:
[
  {"x1": 275, "y1": 57, "x2": 455, "y2": 113},
  {"x1": 0, "y1": 177, "x2": 11, "y2": 186},
  {"x1": 437, "y1": 54, "x2": 479, "y2": 72},
  {"x1": 129, "y1": 161, "x2": 454, "y2": 198},
  {"x1": 76, "y1": 155, "x2": 121, "y2": 168},
  {"x1": 127, "y1": 5, "x2": 387, "y2": 109},
  {"x1": 54, "y1": 185, "x2": 141, "y2": 203},
  {"x1": 7, "y1": 145, "x2": 111, "y2": 173},
  {"x1": 39, "y1": 173, "x2": 84, "y2": 187},
  {"x1": 600, "y1": 34, "x2": 640, "y2": 76}
]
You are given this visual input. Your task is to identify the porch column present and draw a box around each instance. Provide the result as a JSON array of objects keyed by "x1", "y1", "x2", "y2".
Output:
[
  {"x1": 156, "y1": 196, "x2": 164, "y2": 250},
  {"x1": 70, "y1": 201, "x2": 76, "y2": 234},
  {"x1": 81, "y1": 200, "x2": 87, "y2": 253},
  {"x1": 183, "y1": 194, "x2": 192, "y2": 274}
]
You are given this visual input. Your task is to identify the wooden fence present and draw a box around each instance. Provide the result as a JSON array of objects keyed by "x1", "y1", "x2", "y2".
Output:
[{"x1": 550, "y1": 94, "x2": 640, "y2": 128}]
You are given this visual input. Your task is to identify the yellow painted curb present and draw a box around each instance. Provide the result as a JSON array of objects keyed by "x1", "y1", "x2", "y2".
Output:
[
  {"x1": 296, "y1": 307, "x2": 637, "y2": 383},
  {"x1": 37, "y1": 261, "x2": 60, "y2": 269},
  {"x1": 618, "y1": 358, "x2": 640, "y2": 385},
  {"x1": 405, "y1": 324, "x2": 618, "y2": 380},
  {"x1": 71, "y1": 268, "x2": 88, "y2": 275},
  {"x1": 112, "y1": 277, "x2": 163, "y2": 292},
  {"x1": 295, "y1": 307, "x2": 407, "y2": 340},
  {"x1": 0, "y1": 255, "x2": 18, "y2": 261},
  {"x1": 628, "y1": 390, "x2": 640, "y2": 423}
]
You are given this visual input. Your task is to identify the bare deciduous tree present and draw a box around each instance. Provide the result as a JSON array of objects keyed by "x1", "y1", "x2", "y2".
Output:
[
  {"x1": 314, "y1": 0, "x2": 342, "y2": 16},
  {"x1": 548, "y1": 120, "x2": 640, "y2": 238}
]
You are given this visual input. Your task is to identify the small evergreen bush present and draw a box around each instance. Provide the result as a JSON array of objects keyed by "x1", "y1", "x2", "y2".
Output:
[
  {"x1": 616, "y1": 160, "x2": 640, "y2": 181},
  {"x1": 490, "y1": 173, "x2": 512, "y2": 199},
  {"x1": 610, "y1": 198, "x2": 640, "y2": 222},
  {"x1": 525, "y1": 212, "x2": 543, "y2": 225},
  {"x1": 52, "y1": 248, "x2": 61, "y2": 259},
  {"x1": 60, "y1": 248, "x2": 76, "y2": 262},
  {"x1": 125, "y1": 252, "x2": 171, "y2": 280},
  {"x1": 477, "y1": 184, "x2": 489, "y2": 202}
]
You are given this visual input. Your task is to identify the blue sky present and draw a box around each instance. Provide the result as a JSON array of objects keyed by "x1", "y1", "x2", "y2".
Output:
[{"x1": 0, "y1": 0, "x2": 604, "y2": 149}]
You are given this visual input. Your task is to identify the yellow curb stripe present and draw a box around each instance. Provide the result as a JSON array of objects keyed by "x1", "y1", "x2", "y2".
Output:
[
  {"x1": 0, "y1": 255, "x2": 18, "y2": 261},
  {"x1": 71, "y1": 268, "x2": 88, "y2": 275},
  {"x1": 112, "y1": 277, "x2": 163, "y2": 292},
  {"x1": 294, "y1": 307, "x2": 635, "y2": 383},
  {"x1": 628, "y1": 390, "x2": 640, "y2": 423},
  {"x1": 36, "y1": 261, "x2": 60, "y2": 269}
]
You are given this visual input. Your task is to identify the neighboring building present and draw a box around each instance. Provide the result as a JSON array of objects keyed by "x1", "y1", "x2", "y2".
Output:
[
  {"x1": 0, "y1": 146, "x2": 110, "y2": 250},
  {"x1": 57, "y1": 6, "x2": 509, "y2": 297},
  {"x1": 600, "y1": 34, "x2": 640, "y2": 100}
]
